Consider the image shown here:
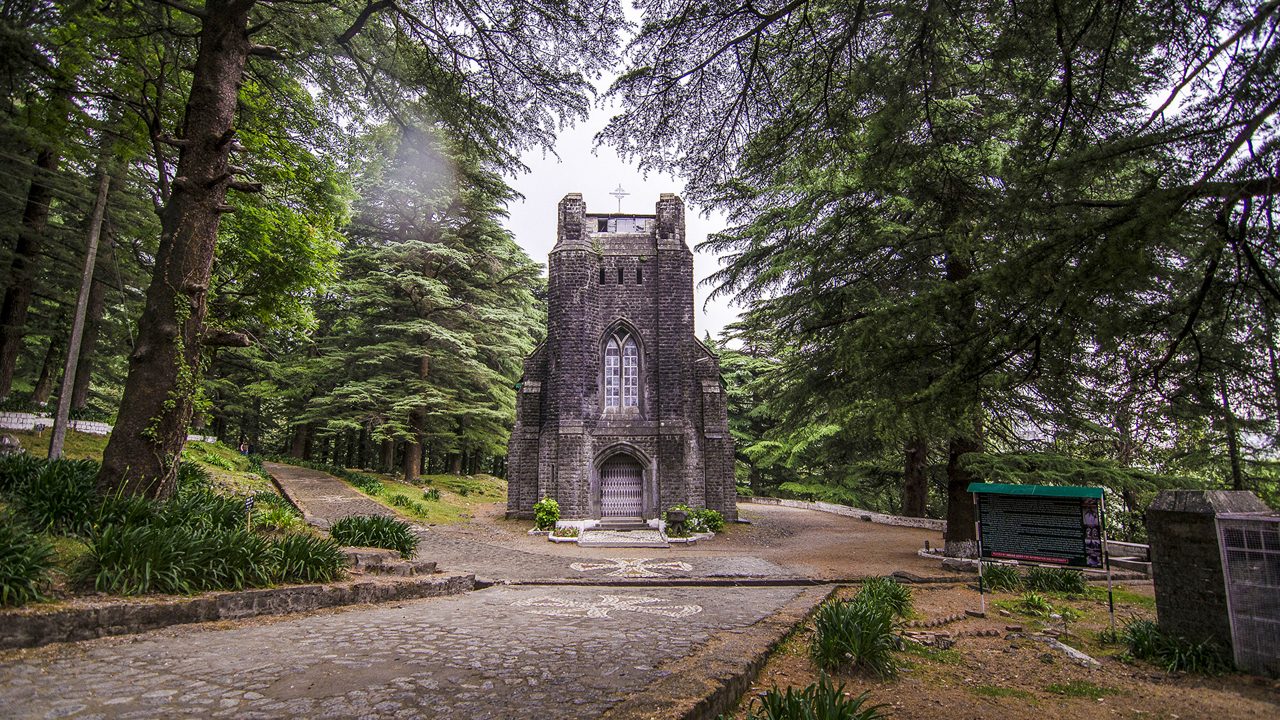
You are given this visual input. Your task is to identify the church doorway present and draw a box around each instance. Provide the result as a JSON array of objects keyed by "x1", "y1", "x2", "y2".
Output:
[{"x1": 599, "y1": 455, "x2": 643, "y2": 517}]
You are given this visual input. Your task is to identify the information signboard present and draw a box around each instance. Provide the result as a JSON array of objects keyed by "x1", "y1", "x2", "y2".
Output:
[{"x1": 969, "y1": 484, "x2": 1105, "y2": 568}]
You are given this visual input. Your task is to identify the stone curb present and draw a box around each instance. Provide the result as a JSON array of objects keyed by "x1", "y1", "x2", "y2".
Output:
[
  {"x1": 0, "y1": 572, "x2": 474, "y2": 652},
  {"x1": 600, "y1": 584, "x2": 838, "y2": 720}
]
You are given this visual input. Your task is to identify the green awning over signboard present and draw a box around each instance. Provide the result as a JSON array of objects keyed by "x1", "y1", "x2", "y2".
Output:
[{"x1": 967, "y1": 482, "x2": 1103, "y2": 499}]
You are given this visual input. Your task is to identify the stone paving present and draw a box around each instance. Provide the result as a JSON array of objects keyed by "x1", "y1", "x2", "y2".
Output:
[
  {"x1": 264, "y1": 463, "x2": 794, "y2": 583},
  {"x1": 0, "y1": 584, "x2": 806, "y2": 719}
]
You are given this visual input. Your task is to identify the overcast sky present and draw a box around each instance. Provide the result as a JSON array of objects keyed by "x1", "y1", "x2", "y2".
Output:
[{"x1": 502, "y1": 106, "x2": 741, "y2": 340}]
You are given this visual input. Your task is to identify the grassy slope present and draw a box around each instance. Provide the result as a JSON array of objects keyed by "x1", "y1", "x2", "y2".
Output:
[
  {"x1": 10, "y1": 430, "x2": 272, "y2": 495},
  {"x1": 362, "y1": 472, "x2": 507, "y2": 525}
]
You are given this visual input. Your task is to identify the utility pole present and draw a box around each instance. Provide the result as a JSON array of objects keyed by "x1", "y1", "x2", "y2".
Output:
[{"x1": 49, "y1": 172, "x2": 110, "y2": 459}]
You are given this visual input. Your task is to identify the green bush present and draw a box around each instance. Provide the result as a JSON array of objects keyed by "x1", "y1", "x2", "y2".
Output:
[
  {"x1": 1017, "y1": 591, "x2": 1053, "y2": 616},
  {"x1": 0, "y1": 517, "x2": 55, "y2": 606},
  {"x1": 857, "y1": 577, "x2": 912, "y2": 619},
  {"x1": 390, "y1": 494, "x2": 412, "y2": 508},
  {"x1": 662, "y1": 504, "x2": 724, "y2": 533},
  {"x1": 345, "y1": 471, "x2": 384, "y2": 495},
  {"x1": 269, "y1": 534, "x2": 346, "y2": 583},
  {"x1": 11, "y1": 459, "x2": 99, "y2": 535},
  {"x1": 162, "y1": 482, "x2": 246, "y2": 531},
  {"x1": 746, "y1": 674, "x2": 887, "y2": 720},
  {"x1": 533, "y1": 497, "x2": 559, "y2": 531},
  {"x1": 1024, "y1": 566, "x2": 1088, "y2": 595},
  {"x1": 981, "y1": 563, "x2": 1022, "y2": 592},
  {"x1": 810, "y1": 599, "x2": 900, "y2": 677},
  {"x1": 407, "y1": 501, "x2": 426, "y2": 514},
  {"x1": 1120, "y1": 619, "x2": 1232, "y2": 674},
  {"x1": 177, "y1": 460, "x2": 213, "y2": 491},
  {"x1": 423, "y1": 487, "x2": 441, "y2": 501},
  {"x1": 250, "y1": 490, "x2": 292, "y2": 509},
  {"x1": 329, "y1": 515, "x2": 417, "y2": 558},
  {"x1": 255, "y1": 505, "x2": 305, "y2": 532},
  {"x1": 77, "y1": 524, "x2": 274, "y2": 595},
  {"x1": 0, "y1": 453, "x2": 42, "y2": 492}
]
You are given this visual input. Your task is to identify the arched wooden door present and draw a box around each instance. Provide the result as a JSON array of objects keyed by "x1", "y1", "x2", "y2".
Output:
[{"x1": 599, "y1": 455, "x2": 643, "y2": 517}]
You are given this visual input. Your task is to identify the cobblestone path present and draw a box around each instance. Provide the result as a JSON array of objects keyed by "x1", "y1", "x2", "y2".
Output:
[
  {"x1": 264, "y1": 463, "x2": 793, "y2": 582},
  {"x1": 0, "y1": 585, "x2": 806, "y2": 719}
]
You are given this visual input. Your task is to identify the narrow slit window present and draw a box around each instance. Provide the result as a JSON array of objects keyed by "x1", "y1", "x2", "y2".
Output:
[
  {"x1": 622, "y1": 338, "x2": 639, "y2": 407},
  {"x1": 617, "y1": 268, "x2": 624, "y2": 284},
  {"x1": 635, "y1": 268, "x2": 642, "y2": 283},
  {"x1": 599, "y1": 267, "x2": 606, "y2": 284},
  {"x1": 604, "y1": 339, "x2": 620, "y2": 407}
]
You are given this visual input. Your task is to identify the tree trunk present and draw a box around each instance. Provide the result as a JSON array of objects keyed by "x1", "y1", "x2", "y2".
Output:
[
  {"x1": 381, "y1": 438, "x2": 395, "y2": 472},
  {"x1": 944, "y1": 434, "x2": 981, "y2": 557},
  {"x1": 289, "y1": 422, "x2": 310, "y2": 458},
  {"x1": 942, "y1": 246, "x2": 981, "y2": 557},
  {"x1": 70, "y1": 252, "x2": 110, "y2": 411},
  {"x1": 403, "y1": 412, "x2": 423, "y2": 482},
  {"x1": 0, "y1": 148, "x2": 60, "y2": 400},
  {"x1": 1219, "y1": 376, "x2": 1243, "y2": 491},
  {"x1": 902, "y1": 436, "x2": 928, "y2": 517},
  {"x1": 31, "y1": 337, "x2": 62, "y2": 406},
  {"x1": 97, "y1": 0, "x2": 256, "y2": 499}
]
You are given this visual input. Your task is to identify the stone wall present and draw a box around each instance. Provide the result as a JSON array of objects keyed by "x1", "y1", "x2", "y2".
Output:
[
  {"x1": 1146, "y1": 489, "x2": 1271, "y2": 652},
  {"x1": 0, "y1": 411, "x2": 215, "y2": 443}
]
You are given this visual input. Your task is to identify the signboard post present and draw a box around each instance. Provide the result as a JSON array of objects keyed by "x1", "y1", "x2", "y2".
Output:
[{"x1": 968, "y1": 483, "x2": 1114, "y2": 630}]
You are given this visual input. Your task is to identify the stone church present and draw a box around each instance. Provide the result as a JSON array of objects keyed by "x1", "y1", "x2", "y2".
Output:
[{"x1": 505, "y1": 193, "x2": 737, "y2": 524}]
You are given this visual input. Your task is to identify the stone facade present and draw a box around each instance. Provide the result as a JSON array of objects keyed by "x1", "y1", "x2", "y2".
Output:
[
  {"x1": 1146, "y1": 489, "x2": 1270, "y2": 652},
  {"x1": 506, "y1": 193, "x2": 736, "y2": 521}
]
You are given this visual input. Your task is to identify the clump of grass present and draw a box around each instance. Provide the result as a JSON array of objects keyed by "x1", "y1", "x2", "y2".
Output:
[
  {"x1": 77, "y1": 524, "x2": 275, "y2": 595},
  {"x1": 329, "y1": 515, "x2": 416, "y2": 558},
  {"x1": 810, "y1": 599, "x2": 900, "y2": 677},
  {"x1": 269, "y1": 534, "x2": 346, "y2": 583},
  {"x1": 255, "y1": 505, "x2": 305, "y2": 532},
  {"x1": 10, "y1": 459, "x2": 99, "y2": 535},
  {"x1": 1017, "y1": 591, "x2": 1053, "y2": 616},
  {"x1": 390, "y1": 494, "x2": 412, "y2": 508},
  {"x1": 746, "y1": 673, "x2": 887, "y2": 720},
  {"x1": 981, "y1": 563, "x2": 1022, "y2": 592},
  {"x1": 423, "y1": 487, "x2": 441, "y2": 501},
  {"x1": 1045, "y1": 680, "x2": 1118, "y2": 698},
  {"x1": 858, "y1": 577, "x2": 912, "y2": 619},
  {"x1": 1024, "y1": 566, "x2": 1087, "y2": 595},
  {"x1": 1119, "y1": 619, "x2": 1232, "y2": 674},
  {"x1": 0, "y1": 516, "x2": 55, "y2": 606}
]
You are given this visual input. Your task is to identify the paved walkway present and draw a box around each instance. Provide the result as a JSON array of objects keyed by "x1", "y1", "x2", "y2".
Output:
[
  {"x1": 0, "y1": 585, "x2": 808, "y2": 719},
  {"x1": 264, "y1": 463, "x2": 796, "y2": 583}
]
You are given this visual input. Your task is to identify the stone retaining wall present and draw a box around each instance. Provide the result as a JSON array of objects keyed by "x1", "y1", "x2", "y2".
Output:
[
  {"x1": 0, "y1": 411, "x2": 215, "y2": 442},
  {"x1": 0, "y1": 572, "x2": 474, "y2": 651},
  {"x1": 741, "y1": 495, "x2": 947, "y2": 531}
]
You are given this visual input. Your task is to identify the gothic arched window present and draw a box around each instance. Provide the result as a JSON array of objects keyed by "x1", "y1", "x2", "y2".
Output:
[{"x1": 603, "y1": 331, "x2": 640, "y2": 409}]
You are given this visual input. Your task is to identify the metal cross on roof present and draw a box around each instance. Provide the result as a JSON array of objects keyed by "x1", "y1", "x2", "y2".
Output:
[{"x1": 609, "y1": 183, "x2": 629, "y2": 212}]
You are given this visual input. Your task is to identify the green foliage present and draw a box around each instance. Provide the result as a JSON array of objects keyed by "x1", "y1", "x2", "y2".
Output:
[
  {"x1": 0, "y1": 454, "x2": 43, "y2": 493},
  {"x1": 423, "y1": 487, "x2": 441, "y2": 502},
  {"x1": 981, "y1": 563, "x2": 1022, "y2": 592},
  {"x1": 0, "y1": 516, "x2": 55, "y2": 607},
  {"x1": 551, "y1": 526, "x2": 580, "y2": 538},
  {"x1": 77, "y1": 524, "x2": 275, "y2": 595},
  {"x1": 1120, "y1": 620, "x2": 1232, "y2": 675},
  {"x1": 329, "y1": 515, "x2": 416, "y2": 559},
  {"x1": 533, "y1": 497, "x2": 559, "y2": 531},
  {"x1": 390, "y1": 494, "x2": 412, "y2": 508},
  {"x1": 1024, "y1": 566, "x2": 1087, "y2": 596},
  {"x1": 1017, "y1": 592, "x2": 1053, "y2": 616},
  {"x1": 745, "y1": 674, "x2": 887, "y2": 720},
  {"x1": 269, "y1": 534, "x2": 346, "y2": 583},
  {"x1": 857, "y1": 577, "x2": 913, "y2": 620},
  {"x1": 662, "y1": 504, "x2": 725, "y2": 533},
  {"x1": 809, "y1": 599, "x2": 900, "y2": 677},
  {"x1": 254, "y1": 505, "x2": 305, "y2": 533},
  {"x1": 8, "y1": 459, "x2": 99, "y2": 535}
]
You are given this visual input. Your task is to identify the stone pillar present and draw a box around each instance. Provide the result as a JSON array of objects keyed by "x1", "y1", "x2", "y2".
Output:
[{"x1": 1146, "y1": 490, "x2": 1270, "y2": 651}]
